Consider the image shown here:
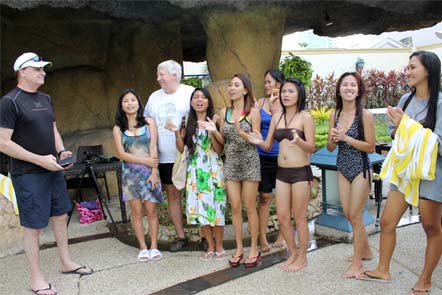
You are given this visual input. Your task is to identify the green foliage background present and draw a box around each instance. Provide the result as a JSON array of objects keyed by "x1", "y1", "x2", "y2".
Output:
[{"x1": 279, "y1": 53, "x2": 313, "y2": 86}]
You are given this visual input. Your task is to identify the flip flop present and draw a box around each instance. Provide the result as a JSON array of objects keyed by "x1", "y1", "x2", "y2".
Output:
[
  {"x1": 215, "y1": 250, "x2": 226, "y2": 260},
  {"x1": 32, "y1": 283, "x2": 57, "y2": 295},
  {"x1": 410, "y1": 287, "x2": 431, "y2": 294},
  {"x1": 200, "y1": 251, "x2": 216, "y2": 261},
  {"x1": 150, "y1": 249, "x2": 163, "y2": 261},
  {"x1": 61, "y1": 266, "x2": 93, "y2": 276},
  {"x1": 356, "y1": 271, "x2": 390, "y2": 284}
]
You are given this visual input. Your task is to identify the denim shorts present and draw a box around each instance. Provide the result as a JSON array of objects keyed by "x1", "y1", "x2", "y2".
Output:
[{"x1": 12, "y1": 171, "x2": 72, "y2": 229}]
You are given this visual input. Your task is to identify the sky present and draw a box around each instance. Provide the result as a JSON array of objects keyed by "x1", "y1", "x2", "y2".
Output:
[{"x1": 282, "y1": 21, "x2": 442, "y2": 50}]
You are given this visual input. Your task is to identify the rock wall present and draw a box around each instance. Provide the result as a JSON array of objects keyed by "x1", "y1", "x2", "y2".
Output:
[
  {"x1": 201, "y1": 5, "x2": 286, "y2": 100},
  {"x1": 0, "y1": 197, "x2": 23, "y2": 258},
  {"x1": 1, "y1": 6, "x2": 183, "y2": 135}
]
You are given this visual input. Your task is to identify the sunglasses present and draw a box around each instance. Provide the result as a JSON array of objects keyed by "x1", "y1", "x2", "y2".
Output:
[{"x1": 18, "y1": 55, "x2": 43, "y2": 69}]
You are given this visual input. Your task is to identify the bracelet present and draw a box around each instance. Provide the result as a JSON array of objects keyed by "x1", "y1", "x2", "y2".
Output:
[{"x1": 57, "y1": 150, "x2": 66, "y2": 158}]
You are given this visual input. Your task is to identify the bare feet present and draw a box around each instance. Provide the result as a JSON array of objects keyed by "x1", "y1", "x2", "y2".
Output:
[
  {"x1": 345, "y1": 253, "x2": 373, "y2": 262},
  {"x1": 282, "y1": 256, "x2": 307, "y2": 272},
  {"x1": 279, "y1": 253, "x2": 298, "y2": 269},
  {"x1": 272, "y1": 239, "x2": 286, "y2": 248},
  {"x1": 342, "y1": 263, "x2": 364, "y2": 278},
  {"x1": 261, "y1": 243, "x2": 271, "y2": 253}
]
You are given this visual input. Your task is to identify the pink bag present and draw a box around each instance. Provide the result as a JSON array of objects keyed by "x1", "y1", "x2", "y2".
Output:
[{"x1": 75, "y1": 199, "x2": 104, "y2": 224}]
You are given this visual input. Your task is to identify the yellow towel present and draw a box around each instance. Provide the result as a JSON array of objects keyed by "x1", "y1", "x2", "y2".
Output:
[
  {"x1": 380, "y1": 114, "x2": 438, "y2": 206},
  {"x1": 0, "y1": 174, "x2": 18, "y2": 215}
]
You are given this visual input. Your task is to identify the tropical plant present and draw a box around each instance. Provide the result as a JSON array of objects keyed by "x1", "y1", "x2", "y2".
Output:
[
  {"x1": 279, "y1": 53, "x2": 313, "y2": 86},
  {"x1": 182, "y1": 76, "x2": 203, "y2": 88},
  {"x1": 306, "y1": 73, "x2": 337, "y2": 110},
  {"x1": 311, "y1": 106, "x2": 333, "y2": 124},
  {"x1": 363, "y1": 68, "x2": 409, "y2": 108}
]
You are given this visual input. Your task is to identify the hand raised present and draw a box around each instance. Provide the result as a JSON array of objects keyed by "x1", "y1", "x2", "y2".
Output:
[
  {"x1": 165, "y1": 121, "x2": 178, "y2": 132},
  {"x1": 386, "y1": 106, "x2": 404, "y2": 127},
  {"x1": 269, "y1": 88, "x2": 280, "y2": 103},
  {"x1": 247, "y1": 131, "x2": 263, "y2": 145},
  {"x1": 288, "y1": 130, "x2": 300, "y2": 146},
  {"x1": 198, "y1": 117, "x2": 217, "y2": 132}
]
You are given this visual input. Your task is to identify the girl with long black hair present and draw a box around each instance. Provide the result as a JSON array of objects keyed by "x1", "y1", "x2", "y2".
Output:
[
  {"x1": 113, "y1": 89, "x2": 163, "y2": 262},
  {"x1": 167, "y1": 88, "x2": 226, "y2": 261},
  {"x1": 360, "y1": 51, "x2": 442, "y2": 295},
  {"x1": 327, "y1": 72, "x2": 376, "y2": 278}
]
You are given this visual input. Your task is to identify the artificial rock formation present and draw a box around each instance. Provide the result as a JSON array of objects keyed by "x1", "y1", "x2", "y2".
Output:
[
  {"x1": 201, "y1": 5, "x2": 286, "y2": 100},
  {"x1": 2, "y1": 1, "x2": 442, "y2": 135},
  {"x1": 1, "y1": 6, "x2": 184, "y2": 134},
  {"x1": 0, "y1": 197, "x2": 23, "y2": 258}
]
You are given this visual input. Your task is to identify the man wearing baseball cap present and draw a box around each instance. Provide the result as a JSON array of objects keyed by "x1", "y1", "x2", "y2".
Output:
[{"x1": 0, "y1": 53, "x2": 92, "y2": 295}]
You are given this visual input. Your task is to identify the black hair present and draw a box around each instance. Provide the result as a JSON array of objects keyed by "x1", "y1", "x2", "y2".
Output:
[
  {"x1": 184, "y1": 88, "x2": 215, "y2": 157},
  {"x1": 264, "y1": 69, "x2": 285, "y2": 84},
  {"x1": 115, "y1": 88, "x2": 147, "y2": 131},
  {"x1": 279, "y1": 77, "x2": 306, "y2": 114},
  {"x1": 409, "y1": 51, "x2": 441, "y2": 130},
  {"x1": 335, "y1": 72, "x2": 366, "y2": 140}
]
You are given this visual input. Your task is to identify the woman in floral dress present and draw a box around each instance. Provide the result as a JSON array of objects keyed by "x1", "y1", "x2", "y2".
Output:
[{"x1": 167, "y1": 88, "x2": 226, "y2": 260}]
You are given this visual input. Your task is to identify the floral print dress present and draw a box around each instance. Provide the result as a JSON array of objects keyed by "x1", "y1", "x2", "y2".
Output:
[{"x1": 186, "y1": 129, "x2": 226, "y2": 226}]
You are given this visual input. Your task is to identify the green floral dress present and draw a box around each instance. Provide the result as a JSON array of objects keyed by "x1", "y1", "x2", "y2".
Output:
[{"x1": 186, "y1": 129, "x2": 226, "y2": 226}]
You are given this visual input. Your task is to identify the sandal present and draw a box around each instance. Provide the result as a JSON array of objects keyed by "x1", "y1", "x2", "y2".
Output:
[
  {"x1": 137, "y1": 249, "x2": 150, "y2": 262},
  {"x1": 229, "y1": 253, "x2": 243, "y2": 267},
  {"x1": 200, "y1": 251, "x2": 216, "y2": 261},
  {"x1": 244, "y1": 252, "x2": 262, "y2": 268},
  {"x1": 410, "y1": 287, "x2": 431, "y2": 294},
  {"x1": 150, "y1": 249, "x2": 163, "y2": 261},
  {"x1": 215, "y1": 250, "x2": 226, "y2": 261},
  {"x1": 32, "y1": 283, "x2": 57, "y2": 295}
]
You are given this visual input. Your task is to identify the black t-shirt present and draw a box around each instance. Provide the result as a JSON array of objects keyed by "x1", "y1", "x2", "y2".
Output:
[{"x1": 0, "y1": 87, "x2": 56, "y2": 175}]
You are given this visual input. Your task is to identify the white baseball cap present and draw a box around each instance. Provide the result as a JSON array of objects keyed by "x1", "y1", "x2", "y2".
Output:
[{"x1": 13, "y1": 52, "x2": 52, "y2": 71}]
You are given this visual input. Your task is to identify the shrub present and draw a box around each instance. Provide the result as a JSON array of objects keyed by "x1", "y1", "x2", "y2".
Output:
[
  {"x1": 182, "y1": 76, "x2": 203, "y2": 88},
  {"x1": 306, "y1": 68, "x2": 409, "y2": 110},
  {"x1": 279, "y1": 53, "x2": 313, "y2": 86},
  {"x1": 307, "y1": 73, "x2": 338, "y2": 110},
  {"x1": 364, "y1": 68, "x2": 409, "y2": 108},
  {"x1": 311, "y1": 106, "x2": 333, "y2": 124}
]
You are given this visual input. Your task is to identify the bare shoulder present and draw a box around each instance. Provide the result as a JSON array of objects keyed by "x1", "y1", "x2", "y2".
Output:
[
  {"x1": 362, "y1": 109, "x2": 374, "y2": 119},
  {"x1": 146, "y1": 117, "x2": 155, "y2": 125},
  {"x1": 301, "y1": 110, "x2": 313, "y2": 120}
]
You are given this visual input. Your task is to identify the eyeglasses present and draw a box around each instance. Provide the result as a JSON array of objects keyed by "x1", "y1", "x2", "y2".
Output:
[{"x1": 18, "y1": 55, "x2": 42, "y2": 69}]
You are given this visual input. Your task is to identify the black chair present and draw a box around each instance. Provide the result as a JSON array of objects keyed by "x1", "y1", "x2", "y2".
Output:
[{"x1": 66, "y1": 144, "x2": 111, "y2": 201}]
